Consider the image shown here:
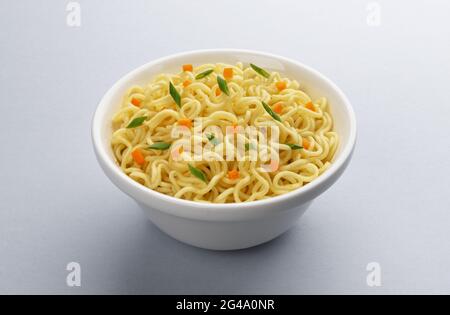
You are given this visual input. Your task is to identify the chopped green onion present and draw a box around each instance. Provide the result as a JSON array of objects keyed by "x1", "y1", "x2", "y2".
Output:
[
  {"x1": 169, "y1": 81, "x2": 181, "y2": 107},
  {"x1": 188, "y1": 164, "x2": 208, "y2": 183},
  {"x1": 195, "y1": 69, "x2": 214, "y2": 80},
  {"x1": 285, "y1": 143, "x2": 303, "y2": 150},
  {"x1": 217, "y1": 76, "x2": 230, "y2": 96},
  {"x1": 206, "y1": 133, "x2": 219, "y2": 146},
  {"x1": 250, "y1": 63, "x2": 270, "y2": 78},
  {"x1": 261, "y1": 101, "x2": 281, "y2": 122},
  {"x1": 126, "y1": 116, "x2": 147, "y2": 128},
  {"x1": 148, "y1": 142, "x2": 171, "y2": 150}
]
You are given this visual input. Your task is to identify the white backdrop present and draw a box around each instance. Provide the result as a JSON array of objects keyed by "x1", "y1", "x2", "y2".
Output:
[{"x1": 1, "y1": 0, "x2": 449, "y2": 294}]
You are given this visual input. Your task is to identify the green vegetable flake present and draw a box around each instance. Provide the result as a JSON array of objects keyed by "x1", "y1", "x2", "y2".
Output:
[
  {"x1": 245, "y1": 143, "x2": 256, "y2": 151},
  {"x1": 206, "y1": 133, "x2": 219, "y2": 146},
  {"x1": 169, "y1": 81, "x2": 181, "y2": 107},
  {"x1": 188, "y1": 164, "x2": 208, "y2": 183},
  {"x1": 195, "y1": 69, "x2": 214, "y2": 80},
  {"x1": 148, "y1": 142, "x2": 171, "y2": 150},
  {"x1": 217, "y1": 76, "x2": 230, "y2": 96},
  {"x1": 261, "y1": 101, "x2": 281, "y2": 122},
  {"x1": 286, "y1": 143, "x2": 303, "y2": 150},
  {"x1": 126, "y1": 116, "x2": 147, "y2": 128},
  {"x1": 250, "y1": 63, "x2": 270, "y2": 79}
]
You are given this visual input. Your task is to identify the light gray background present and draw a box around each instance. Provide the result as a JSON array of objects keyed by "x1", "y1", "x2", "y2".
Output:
[{"x1": 1, "y1": 0, "x2": 449, "y2": 294}]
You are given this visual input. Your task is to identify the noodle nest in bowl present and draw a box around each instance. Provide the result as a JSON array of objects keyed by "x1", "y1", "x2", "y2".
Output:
[{"x1": 111, "y1": 62, "x2": 338, "y2": 203}]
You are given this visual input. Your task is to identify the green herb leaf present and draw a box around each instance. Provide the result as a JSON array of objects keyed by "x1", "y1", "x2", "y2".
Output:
[
  {"x1": 188, "y1": 164, "x2": 208, "y2": 183},
  {"x1": 195, "y1": 69, "x2": 214, "y2": 80},
  {"x1": 250, "y1": 63, "x2": 270, "y2": 78},
  {"x1": 126, "y1": 116, "x2": 147, "y2": 128},
  {"x1": 217, "y1": 76, "x2": 230, "y2": 96},
  {"x1": 261, "y1": 101, "x2": 281, "y2": 122},
  {"x1": 286, "y1": 143, "x2": 303, "y2": 150},
  {"x1": 169, "y1": 81, "x2": 181, "y2": 107},
  {"x1": 148, "y1": 142, "x2": 171, "y2": 150},
  {"x1": 206, "y1": 133, "x2": 219, "y2": 146}
]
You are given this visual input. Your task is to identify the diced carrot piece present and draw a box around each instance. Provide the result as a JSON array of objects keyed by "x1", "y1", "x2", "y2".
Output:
[
  {"x1": 305, "y1": 101, "x2": 315, "y2": 111},
  {"x1": 273, "y1": 102, "x2": 283, "y2": 114},
  {"x1": 270, "y1": 160, "x2": 279, "y2": 172},
  {"x1": 182, "y1": 64, "x2": 193, "y2": 72},
  {"x1": 215, "y1": 89, "x2": 222, "y2": 96},
  {"x1": 171, "y1": 146, "x2": 184, "y2": 160},
  {"x1": 178, "y1": 118, "x2": 192, "y2": 128},
  {"x1": 223, "y1": 68, "x2": 233, "y2": 79},
  {"x1": 131, "y1": 98, "x2": 142, "y2": 107},
  {"x1": 132, "y1": 149, "x2": 145, "y2": 165},
  {"x1": 276, "y1": 81, "x2": 287, "y2": 91},
  {"x1": 302, "y1": 138, "x2": 310, "y2": 150},
  {"x1": 228, "y1": 169, "x2": 240, "y2": 179},
  {"x1": 183, "y1": 80, "x2": 192, "y2": 87}
]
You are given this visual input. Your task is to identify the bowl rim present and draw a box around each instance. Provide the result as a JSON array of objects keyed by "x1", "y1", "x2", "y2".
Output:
[{"x1": 92, "y1": 48, "x2": 357, "y2": 211}]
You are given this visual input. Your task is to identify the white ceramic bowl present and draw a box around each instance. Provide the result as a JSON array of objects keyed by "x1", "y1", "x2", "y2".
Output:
[{"x1": 92, "y1": 49, "x2": 356, "y2": 250}]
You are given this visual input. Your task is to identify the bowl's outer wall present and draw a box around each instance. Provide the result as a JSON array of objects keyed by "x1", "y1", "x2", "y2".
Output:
[{"x1": 137, "y1": 201, "x2": 313, "y2": 250}]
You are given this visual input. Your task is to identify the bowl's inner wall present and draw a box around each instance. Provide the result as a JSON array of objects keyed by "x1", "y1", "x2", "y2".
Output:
[{"x1": 98, "y1": 51, "x2": 352, "y2": 164}]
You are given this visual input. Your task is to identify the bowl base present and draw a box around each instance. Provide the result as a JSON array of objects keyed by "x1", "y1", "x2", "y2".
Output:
[{"x1": 137, "y1": 201, "x2": 312, "y2": 250}]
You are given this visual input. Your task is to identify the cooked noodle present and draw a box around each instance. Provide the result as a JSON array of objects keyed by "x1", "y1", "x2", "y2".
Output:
[{"x1": 111, "y1": 62, "x2": 339, "y2": 203}]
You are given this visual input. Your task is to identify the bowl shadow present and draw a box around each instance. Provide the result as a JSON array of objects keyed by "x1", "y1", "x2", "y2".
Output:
[{"x1": 107, "y1": 205, "x2": 330, "y2": 295}]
